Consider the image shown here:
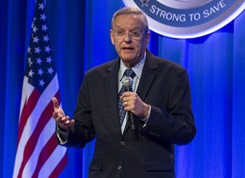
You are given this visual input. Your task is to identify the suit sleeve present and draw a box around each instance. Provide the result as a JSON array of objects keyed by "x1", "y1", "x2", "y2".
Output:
[
  {"x1": 141, "y1": 68, "x2": 196, "y2": 145},
  {"x1": 56, "y1": 74, "x2": 96, "y2": 148}
]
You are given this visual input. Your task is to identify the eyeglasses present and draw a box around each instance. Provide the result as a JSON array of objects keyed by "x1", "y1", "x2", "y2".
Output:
[{"x1": 113, "y1": 30, "x2": 145, "y2": 40}]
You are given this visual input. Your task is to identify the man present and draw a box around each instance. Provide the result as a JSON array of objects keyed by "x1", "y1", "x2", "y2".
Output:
[{"x1": 52, "y1": 7, "x2": 196, "y2": 178}]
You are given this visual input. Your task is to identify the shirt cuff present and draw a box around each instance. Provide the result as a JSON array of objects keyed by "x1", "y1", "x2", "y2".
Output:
[
  {"x1": 141, "y1": 105, "x2": 151, "y2": 127},
  {"x1": 56, "y1": 125, "x2": 69, "y2": 144}
]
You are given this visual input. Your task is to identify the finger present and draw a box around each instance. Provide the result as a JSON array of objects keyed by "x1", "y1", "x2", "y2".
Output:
[
  {"x1": 52, "y1": 110, "x2": 58, "y2": 118},
  {"x1": 58, "y1": 119, "x2": 75, "y2": 132},
  {"x1": 61, "y1": 115, "x2": 70, "y2": 122},
  {"x1": 64, "y1": 118, "x2": 75, "y2": 126},
  {"x1": 121, "y1": 91, "x2": 132, "y2": 98},
  {"x1": 64, "y1": 117, "x2": 73, "y2": 125},
  {"x1": 58, "y1": 116, "x2": 69, "y2": 126},
  {"x1": 52, "y1": 97, "x2": 59, "y2": 109},
  {"x1": 124, "y1": 102, "x2": 128, "y2": 106}
]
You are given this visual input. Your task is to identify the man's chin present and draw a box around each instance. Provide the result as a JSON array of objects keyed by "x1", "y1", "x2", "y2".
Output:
[
  {"x1": 121, "y1": 57, "x2": 135, "y2": 62},
  {"x1": 120, "y1": 52, "x2": 136, "y2": 59},
  {"x1": 121, "y1": 57, "x2": 140, "y2": 67}
]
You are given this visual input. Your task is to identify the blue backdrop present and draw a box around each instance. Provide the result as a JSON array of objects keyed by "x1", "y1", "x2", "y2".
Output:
[{"x1": 1, "y1": 0, "x2": 245, "y2": 177}]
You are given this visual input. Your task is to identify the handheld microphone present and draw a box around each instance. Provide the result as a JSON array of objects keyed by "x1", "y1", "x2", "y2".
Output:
[{"x1": 122, "y1": 76, "x2": 136, "y2": 131}]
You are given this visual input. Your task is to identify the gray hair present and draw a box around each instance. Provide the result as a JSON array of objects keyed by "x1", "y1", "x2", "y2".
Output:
[{"x1": 111, "y1": 7, "x2": 149, "y2": 32}]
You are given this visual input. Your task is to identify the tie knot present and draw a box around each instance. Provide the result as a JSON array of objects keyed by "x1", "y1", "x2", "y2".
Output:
[{"x1": 124, "y1": 69, "x2": 136, "y2": 79}]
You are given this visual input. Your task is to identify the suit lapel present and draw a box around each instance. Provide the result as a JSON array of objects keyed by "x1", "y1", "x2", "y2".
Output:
[
  {"x1": 105, "y1": 59, "x2": 122, "y2": 131},
  {"x1": 137, "y1": 51, "x2": 158, "y2": 101}
]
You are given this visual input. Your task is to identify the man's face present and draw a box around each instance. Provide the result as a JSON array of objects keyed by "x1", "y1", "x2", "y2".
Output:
[{"x1": 110, "y1": 14, "x2": 150, "y2": 68}]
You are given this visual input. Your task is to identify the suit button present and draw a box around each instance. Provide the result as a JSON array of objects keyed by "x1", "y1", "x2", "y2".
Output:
[
  {"x1": 120, "y1": 141, "x2": 125, "y2": 145},
  {"x1": 118, "y1": 165, "x2": 122, "y2": 170}
]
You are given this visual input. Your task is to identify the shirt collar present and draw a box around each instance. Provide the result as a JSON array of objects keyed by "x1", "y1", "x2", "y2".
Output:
[{"x1": 119, "y1": 52, "x2": 146, "y2": 82}]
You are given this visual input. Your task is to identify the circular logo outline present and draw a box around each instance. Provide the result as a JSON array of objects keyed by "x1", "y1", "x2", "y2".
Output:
[{"x1": 122, "y1": 0, "x2": 245, "y2": 38}]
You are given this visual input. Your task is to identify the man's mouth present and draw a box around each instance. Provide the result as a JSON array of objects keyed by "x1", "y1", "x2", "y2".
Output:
[{"x1": 122, "y1": 47, "x2": 133, "y2": 51}]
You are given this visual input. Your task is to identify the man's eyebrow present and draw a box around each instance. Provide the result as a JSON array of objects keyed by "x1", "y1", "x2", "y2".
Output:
[{"x1": 114, "y1": 26, "x2": 142, "y2": 30}]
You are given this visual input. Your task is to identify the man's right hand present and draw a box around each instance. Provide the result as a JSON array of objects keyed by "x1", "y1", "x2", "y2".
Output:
[{"x1": 52, "y1": 97, "x2": 75, "y2": 132}]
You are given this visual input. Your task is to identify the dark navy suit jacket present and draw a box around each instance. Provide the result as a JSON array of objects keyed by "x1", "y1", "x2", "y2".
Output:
[{"x1": 57, "y1": 50, "x2": 196, "y2": 178}]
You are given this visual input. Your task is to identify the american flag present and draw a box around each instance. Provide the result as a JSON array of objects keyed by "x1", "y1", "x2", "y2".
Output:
[{"x1": 13, "y1": 0, "x2": 67, "y2": 177}]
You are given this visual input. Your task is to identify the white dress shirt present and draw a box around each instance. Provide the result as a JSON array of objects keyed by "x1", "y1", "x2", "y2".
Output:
[{"x1": 118, "y1": 52, "x2": 151, "y2": 133}]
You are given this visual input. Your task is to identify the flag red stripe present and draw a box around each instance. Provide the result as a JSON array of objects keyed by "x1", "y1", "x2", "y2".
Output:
[
  {"x1": 17, "y1": 89, "x2": 40, "y2": 144},
  {"x1": 49, "y1": 152, "x2": 68, "y2": 178},
  {"x1": 17, "y1": 91, "x2": 59, "y2": 177},
  {"x1": 31, "y1": 134, "x2": 57, "y2": 177}
]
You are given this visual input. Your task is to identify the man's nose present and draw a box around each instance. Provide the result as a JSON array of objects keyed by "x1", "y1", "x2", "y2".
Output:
[{"x1": 123, "y1": 32, "x2": 132, "y2": 41}]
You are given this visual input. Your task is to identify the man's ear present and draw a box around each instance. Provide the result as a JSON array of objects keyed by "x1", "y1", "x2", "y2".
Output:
[
  {"x1": 110, "y1": 29, "x2": 115, "y2": 45},
  {"x1": 145, "y1": 31, "x2": 150, "y2": 46}
]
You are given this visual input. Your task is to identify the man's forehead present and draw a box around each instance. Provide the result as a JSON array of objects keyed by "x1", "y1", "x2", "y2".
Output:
[
  {"x1": 115, "y1": 13, "x2": 141, "y2": 20},
  {"x1": 113, "y1": 15, "x2": 144, "y2": 28}
]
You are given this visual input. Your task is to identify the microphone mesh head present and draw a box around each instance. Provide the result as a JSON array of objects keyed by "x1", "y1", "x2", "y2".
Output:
[{"x1": 122, "y1": 76, "x2": 133, "y2": 87}]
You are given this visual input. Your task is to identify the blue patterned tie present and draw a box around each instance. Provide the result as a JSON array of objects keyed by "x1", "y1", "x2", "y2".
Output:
[{"x1": 118, "y1": 69, "x2": 136, "y2": 126}]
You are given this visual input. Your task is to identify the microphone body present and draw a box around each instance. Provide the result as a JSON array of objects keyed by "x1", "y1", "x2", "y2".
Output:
[{"x1": 122, "y1": 77, "x2": 136, "y2": 131}]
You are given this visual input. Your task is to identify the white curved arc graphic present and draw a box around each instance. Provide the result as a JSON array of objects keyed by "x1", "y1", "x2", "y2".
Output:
[
  {"x1": 122, "y1": 0, "x2": 245, "y2": 39},
  {"x1": 156, "y1": 0, "x2": 213, "y2": 9}
]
